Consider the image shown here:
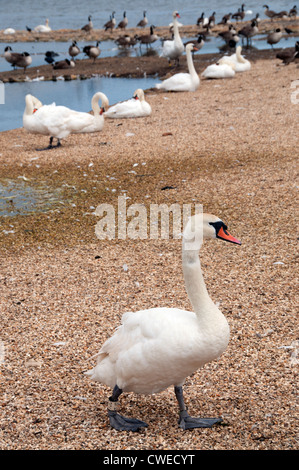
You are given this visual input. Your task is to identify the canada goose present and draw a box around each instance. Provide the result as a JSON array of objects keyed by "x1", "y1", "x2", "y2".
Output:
[
  {"x1": 117, "y1": 11, "x2": 128, "y2": 30},
  {"x1": 44, "y1": 50, "x2": 59, "y2": 64},
  {"x1": 34, "y1": 19, "x2": 51, "y2": 32},
  {"x1": 4, "y1": 47, "x2": 32, "y2": 71},
  {"x1": 83, "y1": 41, "x2": 101, "y2": 62},
  {"x1": 104, "y1": 12, "x2": 116, "y2": 31},
  {"x1": 160, "y1": 11, "x2": 184, "y2": 65},
  {"x1": 184, "y1": 34, "x2": 205, "y2": 52},
  {"x1": 196, "y1": 12, "x2": 209, "y2": 27},
  {"x1": 208, "y1": 12, "x2": 216, "y2": 27},
  {"x1": 156, "y1": 43, "x2": 200, "y2": 92},
  {"x1": 86, "y1": 213, "x2": 241, "y2": 431},
  {"x1": 52, "y1": 58, "x2": 75, "y2": 69},
  {"x1": 26, "y1": 26, "x2": 32, "y2": 32},
  {"x1": 275, "y1": 10, "x2": 288, "y2": 18},
  {"x1": 23, "y1": 92, "x2": 109, "y2": 150},
  {"x1": 137, "y1": 11, "x2": 148, "y2": 27},
  {"x1": 267, "y1": 29, "x2": 283, "y2": 48},
  {"x1": 81, "y1": 15, "x2": 93, "y2": 33},
  {"x1": 105, "y1": 88, "x2": 151, "y2": 119},
  {"x1": 218, "y1": 24, "x2": 238, "y2": 44},
  {"x1": 238, "y1": 20, "x2": 258, "y2": 47},
  {"x1": 232, "y1": 4, "x2": 245, "y2": 21},
  {"x1": 276, "y1": 41, "x2": 299, "y2": 64},
  {"x1": 137, "y1": 25, "x2": 159, "y2": 50},
  {"x1": 289, "y1": 5, "x2": 297, "y2": 17},
  {"x1": 115, "y1": 35, "x2": 131, "y2": 48},
  {"x1": 263, "y1": 5, "x2": 278, "y2": 21},
  {"x1": 69, "y1": 41, "x2": 80, "y2": 59},
  {"x1": 218, "y1": 13, "x2": 232, "y2": 24}
]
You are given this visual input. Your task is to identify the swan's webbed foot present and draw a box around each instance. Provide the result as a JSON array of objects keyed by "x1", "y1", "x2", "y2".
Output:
[
  {"x1": 108, "y1": 409, "x2": 148, "y2": 432},
  {"x1": 178, "y1": 410, "x2": 222, "y2": 430},
  {"x1": 174, "y1": 385, "x2": 223, "y2": 430},
  {"x1": 36, "y1": 137, "x2": 61, "y2": 151}
]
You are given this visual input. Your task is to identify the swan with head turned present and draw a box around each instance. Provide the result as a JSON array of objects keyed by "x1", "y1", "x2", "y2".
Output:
[
  {"x1": 219, "y1": 46, "x2": 251, "y2": 72},
  {"x1": 23, "y1": 92, "x2": 109, "y2": 150},
  {"x1": 105, "y1": 89, "x2": 151, "y2": 119},
  {"x1": 201, "y1": 60, "x2": 236, "y2": 79},
  {"x1": 160, "y1": 11, "x2": 184, "y2": 65},
  {"x1": 87, "y1": 212, "x2": 241, "y2": 431},
  {"x1": 156, "y1": 43, "x2": 200, "y2": 92}
]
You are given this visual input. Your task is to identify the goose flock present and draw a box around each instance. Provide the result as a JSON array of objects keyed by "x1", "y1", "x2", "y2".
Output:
[
  {"x1": 2, "y1": 4, "x2": 298, "y2": 73},
  {"x1": 5, "y1": 6, "x2": 299, "y2": 432}
]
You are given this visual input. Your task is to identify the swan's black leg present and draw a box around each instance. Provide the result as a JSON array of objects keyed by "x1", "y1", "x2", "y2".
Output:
[
  {"x1": 174, "y1": 385, "x2": 223, "y2": 430},
  {"x1": 36, "y1": 137, "x2": 61, "y2": 151},
  {"x1": 107, "y1": 385, "x2": 148, "y2": 432}
]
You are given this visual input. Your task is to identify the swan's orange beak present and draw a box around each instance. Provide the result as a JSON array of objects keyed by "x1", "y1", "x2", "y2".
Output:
[{"x1": 217, "y1": 226, "x2": 241, "y2": 245}]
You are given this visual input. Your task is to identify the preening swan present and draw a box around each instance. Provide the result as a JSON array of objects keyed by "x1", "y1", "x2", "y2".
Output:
[
  {"x1": 23, "y1": 92, "x2": 109, "y2": 150},
  {"x1": 156, "y1": 43, "x2": 200, "y2": 92},
  {"x1": 201, "y1": 61, "x2": 236, "y2": 79},
  {"x1": 105, "y1": 89, "x2": 151, "y2": 119},
  {"x1": 160, "y1": 11, "x2": 184, "y2": 65},
  {"x1": 219, "y1": 45, "x2": 251, "y2": 72},
  {"x1": 87, "y1": 213, "x2": 241, "y2": 431}
]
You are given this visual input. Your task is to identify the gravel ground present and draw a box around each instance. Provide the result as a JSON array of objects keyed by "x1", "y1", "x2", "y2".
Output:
[{"x1": 0, "y1": 52, "x2": 298, "y2": 450}]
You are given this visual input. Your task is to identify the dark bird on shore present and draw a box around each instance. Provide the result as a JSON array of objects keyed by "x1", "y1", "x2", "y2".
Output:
[
  {"x1": 184, "y1": 34, "x2": 205, "y2": 53},
  {"x1": 238, "y1": 20, "x2": 258, "y2": 47},
  {"x1": 218, "y1": 13, "x2": 232, "y2": 24},
  {"x1": 83, "y1": 41, "x2": 101, "y2": 62},
  {"x1": 117, "y1": 11, "x2": 128, "y2": 30},
  {"x1": 69, "y1": 41, "x2": 80, "y2": 59},
  {"x1": 104, "y1": 12, "x2": 116, "y2": 31},
  {"x1": 4, "y1": 46, "x2": 32, "y2": 71},
  {"x1": 263, "y1": 5, "x2": 278, "y2": 21},
  {"x1": 52, "y1": 58, "x2": 75, "y2": 69},
  {"x1": 26, "y1": 25, "x2": 32, "y2": 32},
  {"x1": 276, "y1": 41, "x2": 299, "y2": 64},
  {"x1": 289, "y1": 5, "x2": 297, "y2": 17},
  {"x1": 81, "y1": 15, "x2": 93, "y2": 32},
  {"x1": 267, "y1": 28, "x2": 283, "y2": 48},
  {"x1": 232, "y1": 4, "x2": 245, "y2": 21},
  {"x1": 137, "y1": 11, "x2": 148, "y2": 28},
  {"x1": 136, "y1": 25, "x2": 159, "y2": 50},
  {"x1": 44, "y1": 50, "x2": 59, "y2": 64}
]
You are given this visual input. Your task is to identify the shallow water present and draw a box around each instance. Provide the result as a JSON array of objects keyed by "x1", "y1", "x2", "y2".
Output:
[
  {"x1": 0, "y1": 178, "x2": 63, "y2": 217},
  {"x1": 0, "y1": 75, "x2": 160, "y2": 132}
]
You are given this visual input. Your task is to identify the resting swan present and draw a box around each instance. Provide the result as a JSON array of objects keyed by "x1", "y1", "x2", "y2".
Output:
[
  {"x1": 219, "y1": 46, "x2": 251, "y2": 72},
  {"x1": 201, "y1": 61, "x2": 236, "y2": 79},
  {"x1": 23, "y1": 92, "x2": 109, "y2": 150},
  {"x1": 160, "y1": 11, "x2": 184, "y2": 65},
  {"x1": 34, "y1": 19, "x2": 51, "y2": 32},
  {"x1": 87, "y1": 213, "x2": 241, "y2": 431},
  {"x1": 105, "y1": 89, "x2": 151, "y2": 119},
  {"x1": 156, "y1": 43, "x2": 200, "y2": 92}
]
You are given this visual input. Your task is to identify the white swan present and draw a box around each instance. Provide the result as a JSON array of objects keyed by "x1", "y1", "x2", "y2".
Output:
[
  {"x1": 156, "y1": 43, "x2": 200, "y2": 92},
  {"x1": 87, "y1": 212, "x2": 241, "y2": 431},
  {"x1": 34, "y1": 19, "x2": 51, "y2": 32},
  {"x1": 160, "y1": 11, "x2": 184, "y2": 65},
  {"x1": 105, "y1": 89, "x2": 151, "y2": 119},
  {"x1": 201, "y1": 61, "x2": 236, "y2": 79},
  {"x1": 219, "y1": 46, "x2": 251, "y2": 72},
  {"x1": 23, "y1": 92, "x2": 109, "y2": 150},
  {"x1": 3, "y1": 28, "x2": 16, "y2": 34}
]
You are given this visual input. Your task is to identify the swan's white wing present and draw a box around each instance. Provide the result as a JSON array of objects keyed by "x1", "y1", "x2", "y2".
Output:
[
  {"x1": 87, "y1": 307, "x2": 209, "y2": 394},
  {"x1": 156, "y1": 73, "x2": 194, "y2": 91},
  {"x1": 105, "y1": 98, "x2": 148, "y2": 118}
]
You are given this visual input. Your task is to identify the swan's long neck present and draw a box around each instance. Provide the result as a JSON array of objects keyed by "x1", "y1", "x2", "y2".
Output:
[
  {"x1": 24, "y1": 95, "x2": 34, "y2": 116},
  {"x1": 182, "y1": 246, "x2": 215, "y2": 322},
  {"x1": 173, "y1": 17, "x2": 182, "y2": 46},
  {"x1": 186, "y1": 48, "x2": 197, "y2": 77},
  {"x1": 236, "y1": 47, "x2": 246, "y2": 63},
  {"x1": 92, "y1": 93, "x2": 108, "y2": 116}
]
